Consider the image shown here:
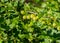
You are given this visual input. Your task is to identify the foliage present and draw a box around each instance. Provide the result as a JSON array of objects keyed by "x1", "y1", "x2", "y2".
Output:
[{"x1": 0, "y1": 0, "x2": 60, "y2": 43}]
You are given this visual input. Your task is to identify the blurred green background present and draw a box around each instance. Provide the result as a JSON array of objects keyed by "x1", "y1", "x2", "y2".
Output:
[{"x1": 0, "y1": 0, "x2": 60, "y2": 43}]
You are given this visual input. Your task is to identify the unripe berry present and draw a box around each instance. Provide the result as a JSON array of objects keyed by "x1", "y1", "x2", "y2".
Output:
[
  {"x1": 57, "y1": 26, "x2": 60, "y2": 30},
  {"x1": 27, "y1": 15, "x2": 31, "y2": 19},
  {"x1": 23, "y1": 16, "x2": 26, "y2": 19},
  {"x1": 53, "y1": 23, "x2": 56, "y2": 27},
  {"x1": 30, "y1": 14, "x2": 35, "y2": 19},
  {"x1": 21, "y1": 10, "x2": 25, "y2": 15}
]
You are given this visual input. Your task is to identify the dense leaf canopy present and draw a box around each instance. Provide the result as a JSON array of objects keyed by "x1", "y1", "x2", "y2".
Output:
[{"x1": 0, "y1": 0, "x2": 60, "y2": 43}]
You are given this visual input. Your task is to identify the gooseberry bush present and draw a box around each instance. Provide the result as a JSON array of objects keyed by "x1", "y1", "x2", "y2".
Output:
[{"x1": 0, "y1": 0, "x2": 60, "y2": 43}]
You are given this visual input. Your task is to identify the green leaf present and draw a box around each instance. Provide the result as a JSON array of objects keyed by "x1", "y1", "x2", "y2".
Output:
[
  {"x1": 18, "y1": 34, "x2": 26, "y2": 39},
  {"x1": 5, "y1": 19, "x2": 10, "y2": 25},
  {"x1": 0, "y1": 39, "x2": 3, "y2": 43}
]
